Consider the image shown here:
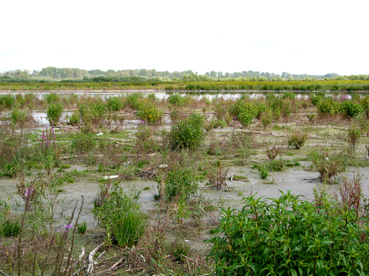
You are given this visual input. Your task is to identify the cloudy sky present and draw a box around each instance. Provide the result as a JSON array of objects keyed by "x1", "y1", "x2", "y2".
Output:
[{"x1": 1, "y1": 0, "x2": 368, "y2": 75}]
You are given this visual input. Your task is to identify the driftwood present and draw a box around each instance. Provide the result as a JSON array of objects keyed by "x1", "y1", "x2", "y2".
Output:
[
  {"x1": 87, "y1": 242, "x2": 105, "y2": 274},
  {"x1": 136, "y1": 166, "x2": 158, "y2": 178}
]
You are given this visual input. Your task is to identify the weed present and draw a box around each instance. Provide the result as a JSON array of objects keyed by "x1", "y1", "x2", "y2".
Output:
[{"x1": 77, "y1": 221, "x2": 87, "y2": 234}]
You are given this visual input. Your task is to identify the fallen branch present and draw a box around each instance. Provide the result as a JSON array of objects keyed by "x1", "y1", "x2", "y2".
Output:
[{"x1": 87, "y1": 242, "x2": 105, "y2": 274}]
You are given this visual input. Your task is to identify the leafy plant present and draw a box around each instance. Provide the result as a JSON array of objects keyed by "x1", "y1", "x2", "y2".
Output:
[
  {"x1": 170, "y1": 113, "x2": 205, "y2": 150},
  {"x1": 207, "y1": 191, "x2": 369, "y2": 275},
  {"x1": 93, "y1": 185, "x2": 147, "y2": 247},
  {"x1": 136, "y1": 100, "x2": 163, "y2": 125},
  {"x1": 288, "y1": 128, "x2": 309, "y2": 149},
  {"x1": 160, "y1": 168, "x2": 198, "y2": 201},
  {"x1": 77, "y1": 221, "x2": 87, "y2": 234},
  {"x1": 346, "y1": 123, "x2": 362, "y2": 155},
  {"x1": 47, "y1": 103, "x2": 64, "y2": 125}
]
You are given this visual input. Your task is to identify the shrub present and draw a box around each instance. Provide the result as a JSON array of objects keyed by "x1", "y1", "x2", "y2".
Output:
[
  {"x1": 168, "y1": 94, "x2": 185, "y2": 106},
  {"x1": 317, "y1": 98, "x2": 339, "y2": 115},
  {"x1": 1, "y1": 218, "x2": 20, "y2": 237},
  {"x1": 170, "y1": 113, "x2": 205, "y2": 150},
  {"x1": 282, "y1": 91, "x2": 295, "y2": 100},
  {"x1": 161, "y1": 168, "x2": 198, "y2": 201},
  {"x1": 68, "y1": 110, "x2": 80, "y2": 125},
  {"x1": 287, "y1": 129, "x2": 309, "y2": 149},
  {"x1": 0, "y1": 95, "x2": 15, "y2": 108},
  {"x1": 136, "y1": 100, "x2": 163, "y2": 125},
  {"x1": 346, "y1": 124, "x2": 362, "y2": 155},
  {"x1": 258, "y1": 163, "x2": 269, "y2": 179},
  {"x1": 207, "y1": 191, "x2": 369, "y2": 275},
  {"x1": 106, "y1": 97, "x2": 123, "y2": 111},
  {"x1": 340, "y1": 100, "x2": 363, "y2": 118},
  {"x1": 93, "y1": 185, "x2": 147, "y2": 247},
  {"x1": 70, "y1": 133, "x2": 97, "y2": 154},
  {"x1": 45, "y1": 92, "x2": 60, "y2": 104},
  {"x1": 237, "y1": 112, "x2": 253, "y2": 127},
  {"x1": 46, "y1": 103, "x2": 64, "y2": 125},
  {"x1": 310, "y1": 152, "x2": 345, "y2": 183},
  {"x1": 261, "y1": 108, "x2": 273, "y2": 129}
]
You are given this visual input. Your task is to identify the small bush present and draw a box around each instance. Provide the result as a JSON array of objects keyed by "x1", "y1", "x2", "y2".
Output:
[
  {"x1": 47, "y1": 103, "x2": 64, "y2": 125},
  {"x1": 170, "y1": 113, "x2": 205, "y2": 150},
  {"x1": 310, "y1": 152, "x2": 345, "y2": 183},
  {"x1": 136, "y1": 100, "x2": 163, "y2": 125},
  {"x1": 0, "y1": 95, "x2": 15, "y2": 108},
  {"x1": 237, "y1": 112, "x2": 253, "y2": 127},
  {"x1": 346, "y1": 124, "x2": 362, "y2": 155},
  {"x1": 168, "y1": 94, "x2": 185, "y2": 106},
  {"x1": 70, "y1": 133, "x2": 97, "y2": 154},
  {"x1": 93, "y1": 185, "x2": 147, "y2": 247},
  {"x1": 288, "y1": 129, "x2": 308, "y2": 149},
  {"x1": 161, "y1": 168, "x2": 198, "y2": 201},
  {"x1": 107, "y1": 97, "x2": 123, "y2": 111},
  {"x1": 1, "y1": 218, "x2": 20, "y2": 237},
  {"x1": 45, "y1": 92, "x2": 60, "y2": 104},
  {"x1": 340, "y1": 100, "x2": 364, "y2": 118}
]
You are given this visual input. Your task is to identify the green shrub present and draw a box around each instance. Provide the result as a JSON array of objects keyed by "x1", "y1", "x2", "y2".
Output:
[
  {"x1": 317, "y1": 98, "x2": 339, "y2": 115},
  {"x1": 170, "y1": 113, "x2": 205, "y2": 150},
  {"x1": 46, "y1": 103, "x2": 64, "y2": 125},
  {"x1": 136, "y1": 100, "x2": 163, "y2": 124},
  {"x1": 168, "y1": 94, "x2": 185, "y2": 106},
  {"x1": 310, "y1": 152, "x2": 345, "y2": 183},
  {"x1": 288, "y1": 129, "x2": 309, "y2": 149},
  {"x1": 237, "y1": 112, "x2": 253, "y2": 127},
  {"x1": 346, "y1": 124, "x2": 362, "y2": 155},
  {"x1": 70, "y1": 133, "x2": 97, "y2": 154},
  {"x1": 0, "y1": 95, "x2": 15, "y2": 108},
  {"x1": 258, "y1": 164, "x2": 269, "y2": 179},
  {"x1": 68, "y1": 110, "x2": 80, "y2": 125},
  {"x1": 45, "y1": 92, "x2": 60, "y2": 104},
  {"x1": 93, "y1": 186, "x2": 147, "y2": 247},
  {"x1": 1, "y1": 218, "x2": 20, "y2": 237},
  {"x1": 282, "y1": 91, "x2": 295, "y2": 100},
  {"x1": 207, "y1": 191, "x2": 369, "y2": 275},
  {"x1": 106, "y1": 97, "x2": 123, "y2": 111},
  {"x1": 340, "y1": 100, "x2": 363, "y2": 118},
  {"x1": 125, "y1": 93, "x2": 143, "y2": 110},
  {"x1": 161, "y1": 168, "x2": 198, "y2": 201}
]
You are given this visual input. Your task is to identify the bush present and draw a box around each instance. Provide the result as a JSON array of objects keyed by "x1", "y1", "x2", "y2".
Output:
[
  {"x1": 310, "y1": 152, "x2": 345, "y2": 183},
  {"x1": 340, "y1": 100, "x2": 363, "y2": 118},
  {"x1": 317, "y1": 98, "x2": 339, "y2": 115},
  {"x1": 237, "y1": 112, "x2": 253, "y2": 127},
  {"x1": 161, "y1": 168, "x2": 198, "y2": 201},
  {"x1": 106, "y1": 97, "x2": 123, "y2": 111},
  {"x1": 70, "y1": 133, "x2": 97, "y2": 154},
  {"x1": 207, "y1": 191, "x2": 369, "y2": 275},
  {"x1": 170, "y1": 113, "x2": 205, "y2": 150},
  {"x1": 68, "y1": 110, "x2": 80, "y2": 125},
  {"x1": 45, "y1": 92, "x2": 60, "y2": 104},
  {"x1": 0, "y1": 95, "x2": 15, "y2": 108},
  {"x1": 136, "y1": 100, "x2": 163, "y2": 125},
  {"x1": 46, "y1": 103, "x2": 64, "y2": 125},
  {"x1": 168, "y1": 94, "x2": 185, "y2": 106},
  {"x1": 1, "y1": 218, "x2": 20, "y2": 237},
  {"x1": 93, "y1": 185, "x2": 147, "y2": 247},
  {"x1": 346, "y1": 124, "x2": 362, "y2": 155},
  {"x1": 288, "y1": 129, "x2": 309, "y2": 149}
]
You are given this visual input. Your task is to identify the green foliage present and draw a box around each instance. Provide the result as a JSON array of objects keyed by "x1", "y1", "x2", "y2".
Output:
[
  {"x1": 125, "y1": 93, "x2": 143, "y2": 110},
  {"x1": 0, "y1": 95, "x2": 15, "y2": 108},
  {"x1": 47, "y1": 103, "x2": 64, "y2": 124},
  {"x1": 77, "y1": 221, "x2": 87, "y2": 234},
  {"x1": 340, "y1": 100, "x2": 364, "y2": 118},
  {"x1": 261, "y1": 108, "x2": 273, "y2": 129},
  {"x1": 45, "y1": 92, "x2": 60, "y2": 104},
  {"x1": 70, "y1": 133, "x2": 97, "y2": 154},
  {"x1": 136, "y1": 100, "x2": 163, "y2": 124},
  {"x1": 168, "y1": 94, "x2": 185, "y2": 106},
  {"x1": 106, "y1": 96, "x2": 123, "y2": 111},
  {"x1": 288, "y1": 129, "x2": 309, "y2": 149},
  {"x1": 9, "y1": 109, "x2": 26, "y2": 129},
  {"x1": 317, "y1": 98, "x2": 339, "y2": 115},
  {"x1": 207, "y1": 191, "x2": 369, "y2": 275},
  {"x1": 258, "y1": 164, "x2": 269, "y2": 179},
  {"x1": 310, "y1": 152, "x2": 345, "y2": 183},
  {"x1": 1, "y1": 218, "x2": 20, "y2": 237},
  {"x1": 346, "y1": 124, "x2": 362, "y2": 155},
  {"x1": 93, "y1": 185, "x2": 147, "y2": 247},
  {"x1": 282, "y1": 91, "x2": 295, "y2": 100},
  {"x1": 237, "y1": 112, "x2": 254, "y2": 127},
  {"x1": 68, "y1": 110, "x2": 80, "y2": 125},
  {"x1": 170, "y1": 113, "x2": 205, "y2": 150},
  {"x1": 161, "y1": 168, "x2": 198, "y2": 201}
]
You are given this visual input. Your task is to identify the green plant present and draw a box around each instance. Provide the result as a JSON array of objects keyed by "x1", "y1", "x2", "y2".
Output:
[
  {"x1": 340, "y1": 100, "x2": 363, "y2": 118},
  {"x1": 346, "y1": 123, "x2": 362, "y2": 155},
  {"x1": 47, "y1": 103, "x2": 64, "y2": 125},
  {"x1": 106, "y1": 96, "x2": 123, "y2": 111},
  {"x1": 310, "y1": 152, "x2": 345, "y2": 183},
  {"x1": 136, "y1": 100, "x2": 163, "y2": 125},
  {"x1": 77, "y1": 221, "x2": 87, "y2": 234},
  {"x1": 1, "y1": 218, "x2": 20, "y2": 237},
  {"x1": 168, "y1": 94, "x2": 185, "y2": 106},
  {"x1": 170, "y1": 113, "x2": 205, "y2": 150},
  {"x1": 70, "y1": 132, "x2": 97, "y2": 155},
  {"x1": 261, "y1": 108, "x2": 273, "y2": 129},
  {"x1": 288, "y1": 128, "x2": 309, "y2": 149},
  {"x1": 93, "y1": 185, "x2": 147, "y2": 247},
  {"x1": 45, "y1": 92, "x2": 60, "y2": 104},
  {"x1": 237, "y1": 112, "x2": 253, "y2": 127},
  {"x1": 160, "y1": 168, "x2": 198, "y2": 201},
  {"x1": 68, "y1": 110, "x2": 80, "y2": 125},
  {"x1": 207, "y1": 191, "x2": 369, "y2": 275},
  {"x1": 258, "y1": 163, "x2": 269, "y2": 179}
]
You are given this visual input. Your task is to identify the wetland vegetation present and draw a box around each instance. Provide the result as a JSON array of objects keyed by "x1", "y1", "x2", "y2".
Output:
[{"x1": 1, "y1": 90, "x2": 369, "y2": 275}]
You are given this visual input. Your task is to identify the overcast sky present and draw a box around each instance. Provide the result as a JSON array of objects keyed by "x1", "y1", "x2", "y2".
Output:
[{"x1": 1, "y1": 0, "x2": 368, "y2": 75}]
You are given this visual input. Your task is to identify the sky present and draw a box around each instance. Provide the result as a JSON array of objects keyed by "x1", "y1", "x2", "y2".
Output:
[{"x1": 1, "y1": 0, "x2": 369, "y2": 76}]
